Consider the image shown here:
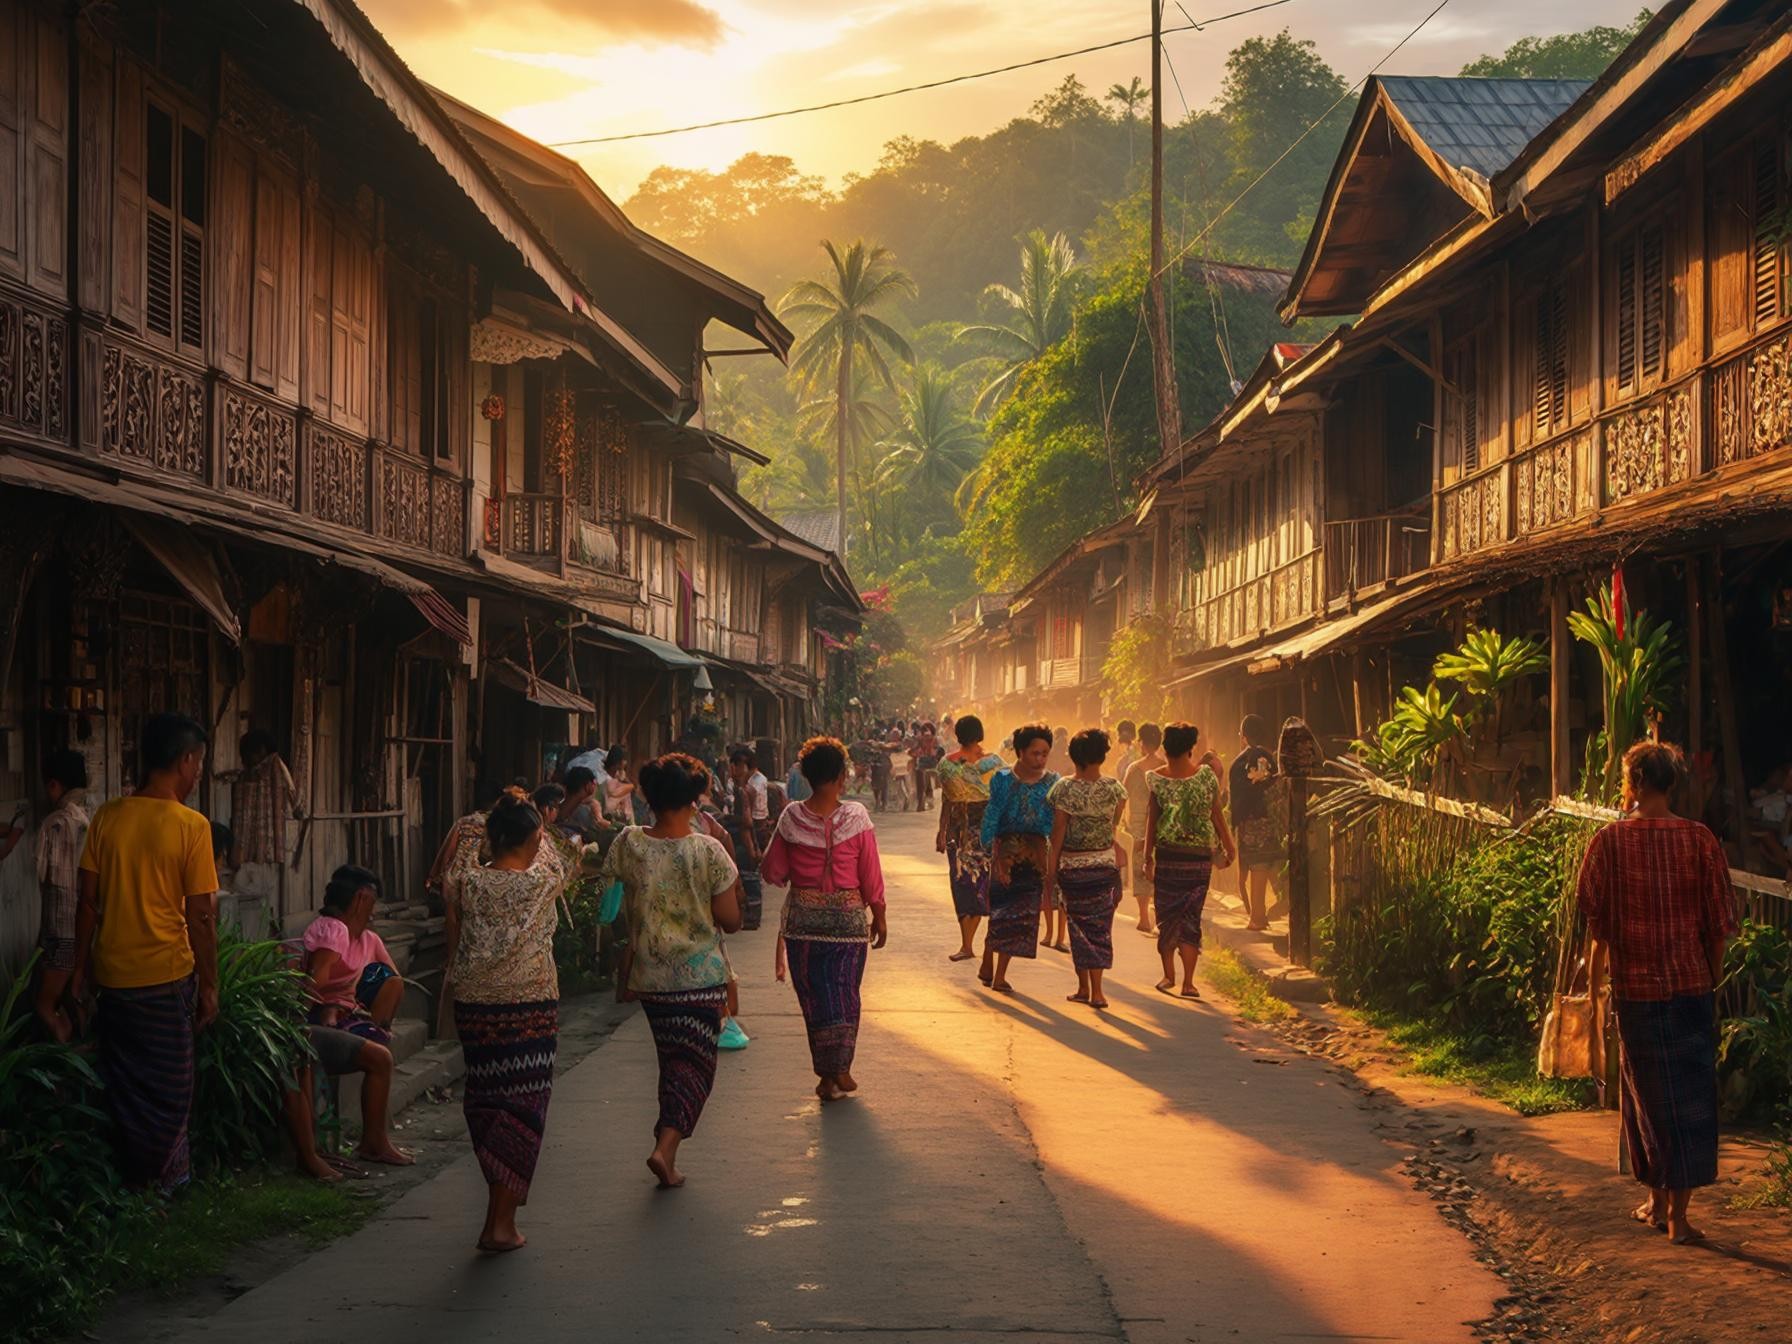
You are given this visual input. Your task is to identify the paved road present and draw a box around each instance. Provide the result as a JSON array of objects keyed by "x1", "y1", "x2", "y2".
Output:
[{"x1": 181, "y1": 808, "x2": 1501, "y2": 1343}]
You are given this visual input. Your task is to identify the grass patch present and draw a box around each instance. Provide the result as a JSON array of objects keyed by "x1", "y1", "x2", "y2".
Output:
[
  {"x1": 1730, "y1": 1137, "x2": 1792, "y2": 1211},
  {"x1": 1360, "y1": 1008, "x2": 1593, "y2": 1116},
  {"x1": 1202, "y1": 947, "x2": 1297, "y2": 1025},
  {"x1": 116, "y1": 1170, "x2": 374, "y2": 1296}
]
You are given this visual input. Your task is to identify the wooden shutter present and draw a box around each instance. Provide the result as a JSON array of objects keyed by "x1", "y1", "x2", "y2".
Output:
[
  {"x1": 1638, "y1": 223, "x2": 1665, "y2": 382},
  {"x1": 1615, "y1": 238, "x2": 1638, "y2": 390},
  {"x1": 215, "y1": 139, "x2": 254, "y2": 380},
  {"x1": 1710, "y1": 146, "x2": 1752, "y2": 345},
  {"x1": 1753, "y1": 135, "x2": 1783, "y2": 329},
  {"x1": 144, "y1": 102, "x2": 175, "y2": 339},
  {"x1": 306, "y1": 205, "x2": 332, "y2": 417},
  {"x1": 176, "y1": 124, "x2": 204, "y2": 353},
  {"x1": 0, "y1": 4, "x2": 21, "y2": 281},
  {"x1": 75, "y1": 38, "x2": 112, "y2": 315},
  {"x1": 329, "y1": 224, "x2": 371, "y2": 433},
  {"x1": 110, "y1": 62, "x2": 144, "y2": 331},
  {"x1": 270, "y1": 172, "x2": 300, "y2": 400},
  {"x1": 249, "y1": 163, "x2": 278, "y2": 387},
  {"x1": 26, "y1": 15, "x2": 67, "y2": 298},
  {"x1": 1533, "y1": 280, "x2": 1569, "y2": 438}
]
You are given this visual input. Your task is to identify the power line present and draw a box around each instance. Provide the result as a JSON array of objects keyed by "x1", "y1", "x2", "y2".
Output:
[{"x1": 545, "y1": 0, "x2": 1293, "y2": 148}]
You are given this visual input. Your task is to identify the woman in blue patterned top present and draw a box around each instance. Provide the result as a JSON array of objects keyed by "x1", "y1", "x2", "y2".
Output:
[{"x1": 977, "y1": 724, "x2": 1059, "y2": 992}]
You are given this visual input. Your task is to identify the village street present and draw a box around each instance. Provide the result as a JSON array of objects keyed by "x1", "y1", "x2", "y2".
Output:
[{"x1": 144, "y1": 808, "x2": 1502, "y2": 1344}]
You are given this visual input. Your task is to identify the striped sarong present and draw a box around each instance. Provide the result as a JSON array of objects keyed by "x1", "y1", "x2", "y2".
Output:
[
  {"x1": 1616, "y1": 992, "x2": 1721, "y2": 1190},
  {"x1": 639, "y1": 986, "x2": 727, "y2": 1137},
  {"x1": 1153, "y1": 843, "x2": 1213, "y2": 955},
  {"x1": 1058, "y1": 860, "x2": 1122, "y2": 971},
  {"x1": 943, "y1": 799, "x2": 990, "y2": 918},
  {"x1": 787, "y1": 939, "x2": 870, "y2": 1077},
  {"x1": 97, "y1": 976, "x2": 196, "y2": 1193},
  {"x1": 455, "y1": 999, "x2": 558, "y2": 1199},
  {"x1": 986, "y1": 835, "x2": 1046, "y2": 959}
]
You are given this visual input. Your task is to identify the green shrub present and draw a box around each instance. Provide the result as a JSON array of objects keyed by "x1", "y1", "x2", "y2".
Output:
[
  {"x1": 1718, "y1": 921, "x2": 1792, "y2": 1122},
  {"x1": 191, "y1": 932, "x2": 313, "y2": 1172}
]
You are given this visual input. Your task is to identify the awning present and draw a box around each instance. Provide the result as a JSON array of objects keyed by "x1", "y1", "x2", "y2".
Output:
[
  {"x1": 1245, "y1": 577, "x2": 1477, "y2": 675},
  {"x1": 581, "y1": 622, "x2": 705, "y2": 670},
  {"x1": 119, "y1": 513, "x2": 241, "y2": 644},
  {"x1": 488, "y1": 657, "x2": 595, "y2": 713},
  {"x1": 1165, "y1": 647, "x2": 1258, "y2": 690},
  {"x1": 0, "y1": 455, "x2": 471, "y2": 645}
]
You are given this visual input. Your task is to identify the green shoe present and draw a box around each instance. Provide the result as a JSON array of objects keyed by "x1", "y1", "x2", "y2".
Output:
[{"x1": 718, "y1": 1018, "x2": 750, "y2": 1050}]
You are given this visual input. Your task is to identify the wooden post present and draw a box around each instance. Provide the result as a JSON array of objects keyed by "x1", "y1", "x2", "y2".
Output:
[
  {"x1": 1685, "y1": 560, "x2": 1702, "y2": 762},
  {"x1": 1707, "y1": 551, "x2": 1751, "y2": 866},
  {"x1": 1146, "y1": 0, "x2": 1182, "y2": 475},
  {"x1": 1550, "y1": 580, "x2": 1573, "y2": 796}
]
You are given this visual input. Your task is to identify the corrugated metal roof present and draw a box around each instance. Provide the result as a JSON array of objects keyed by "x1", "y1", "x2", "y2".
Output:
[
  {"x1": 775, "y1": 509, "x2": 842, "y2": 555},
  {"x1": 1378, "y1": 76, "x2": 1592, "y2": 179}
]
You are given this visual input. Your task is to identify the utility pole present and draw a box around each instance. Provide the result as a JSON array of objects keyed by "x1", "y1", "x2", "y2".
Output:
[{"x1": 1147, "y1": 0, "x2": 1182, "y2": 494}]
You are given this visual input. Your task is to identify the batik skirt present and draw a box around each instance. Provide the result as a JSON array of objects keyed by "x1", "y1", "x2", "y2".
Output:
[
  {"x1": 1616, "y1": 992, "x2": 1721, "y2": 1190},
  {"x1": 97, "y1": 976, "x2": 196, "y2": 1193},
  {"x1": 942, "y1": 799, "x2": 990, "y2": 918},
  {"x1": 638, "y1": 986, "x2": 728, "y2": 1138},
  {"x1": 782, "y1": 886, "x2": 871, "y2": 1078},
  {"x1": 454, "y1": 999, "x2": 559, "y2": 1199},
  {"x1": 1153, "y1": 843, "x2": 1213, "y2": 955},
  {"x1": 986, "y1": 835, "x2": 1047, "y2": 959},
  {"x1": 1057, "y1": 858, "x2": 1122, "y2": 971}
]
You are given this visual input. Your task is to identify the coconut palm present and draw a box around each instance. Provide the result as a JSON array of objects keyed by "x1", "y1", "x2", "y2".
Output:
[
  {"x1": 957, "y1": 229, "x2": 1079, "y2": 417},
  {"x1": 780, "y1": 241, "x2": 917, "y2": 551},
  {"x1": 1106, "y1": 76, "x2": 1147, "y2": 163},
  {"x1": 873, "y1": 366, "x2": 983, "y2": 502}
]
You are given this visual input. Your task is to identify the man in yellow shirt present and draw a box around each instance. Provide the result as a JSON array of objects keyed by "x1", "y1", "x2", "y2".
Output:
[{"x1": 73, "y1": 712, "x2": 219, "y2": 1193}]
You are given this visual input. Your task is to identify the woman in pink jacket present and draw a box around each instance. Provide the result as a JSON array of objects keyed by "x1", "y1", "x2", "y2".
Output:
[{"x1": 763, "y1": 737, "x2": 888, "y2": 1102}]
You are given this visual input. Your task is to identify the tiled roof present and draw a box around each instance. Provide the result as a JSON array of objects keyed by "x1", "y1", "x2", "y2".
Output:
[
  {"x1": 1378, "y1": 76, "x2": 1592, "y2": 179},
  {"x1": 775, "y1": 508, "x2": 842, "y2": 556}
]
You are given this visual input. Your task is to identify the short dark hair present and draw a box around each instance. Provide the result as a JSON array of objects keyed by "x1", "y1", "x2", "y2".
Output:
[
  {"x1": 729, "y1": 746, "x2": 757, "y2": 768},
  {"x1": 1116, "y1": 719, "x2": 1137, "y2": 739},
  {"x1": 1013, "y1": 723, "x2": 1052, "y2": 752},
  {"x1": 605, "y1": 745, "x2": 627, "y2": 770},
  {"x1": 1139, "y1": 721, "x2": 1163, "y2": 750},
  {"x1": 209, "y1": 820, "x2": 234, "y2": 864},
  {"x1": 954, "y1": 715, "x2": 985, "y2": 746},
  {"x1": 1241, "y1": 713, "x2": 1270, "y2": 747},
  {"x1": 239, "y1": 729, "x2": 277, "y2": 760},
  {"x1": 1623, "y1": 740, "x2": 1683, "y2": 801},
  {"x1": 563, "y1": 765, "x2": 596, "y2": 794},
  {"x1": 532, "y1": 782, "x2": 566, "y2": 813},
  {"x1": 485, "y1": 794, "x2": 543, "y2": 856},
  {"x1": 43, "y1": 749, "x2": 87, "y2": 791},
  {"x1": 140, "y1": 713, "x2": 207, "y2": 781},
  {"x1": 798, "y1": 736, "x2": 849, "y2": 788},
  {"x1": 1069, "y1": 728, "x2": 1111, "y2": 768},
  {"x1": 323, "y1": 863, "x2": 381, "y2": 914},
  {"x1": 639, "y1": 753, "x2": 712, "y2": 814},
  {"x1": 1163, "y1": 722, "x2": 1200, "y2": 759}
]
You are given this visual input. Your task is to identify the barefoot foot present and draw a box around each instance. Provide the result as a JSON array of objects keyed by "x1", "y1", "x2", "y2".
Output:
[
  {"x1": 297, "y1": 1153, "x2": 344, "y2": 1183},
  {"x1": 355, "y1": 1143, "x2": 415, "y2": 1167},
  {"x1": 477, "y1": 1232, "x2": 527, "y2": 1254},
  {"x1": 646, "y1": 1154, "x2": 684, "y2": 1189}
]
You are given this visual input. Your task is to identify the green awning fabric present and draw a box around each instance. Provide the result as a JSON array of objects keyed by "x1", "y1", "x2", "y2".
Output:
[{"x1": 583, "y1": 623, "x2": 705, "y2": 670}]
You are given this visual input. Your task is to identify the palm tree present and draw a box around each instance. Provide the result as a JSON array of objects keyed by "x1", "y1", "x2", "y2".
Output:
[
  {"x1": 780, "y1": 241, "x2": 916, "y2": 553},
  {"x1": 1106, "y1": 76, "x2": 1147, "y2": 163},
  {"x1": 956, "y1": 229, "x2": 1079, "y2": 418},
  {"x1": 874, "y1": 366, "x2": 983, "y2": 502}
]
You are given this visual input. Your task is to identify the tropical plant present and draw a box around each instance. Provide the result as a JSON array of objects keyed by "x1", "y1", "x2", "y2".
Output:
[
  {"x1": 873, "y1": 366, "x2": 983, "y2": 504},
  {"x1": 1099, "y1": 614, "x2": 1173, "y2": 723},
  {"x1": 190, "y1": 931, "x2": 313, "y2": 1172},
  {"x1": 780, "y1": 240, "x2": 917, "y2": 553},
  {"x1": 1433, "y1": 626, "x2": 1549, "y2": 749},
  {"x1": 1105, "y1": 76, "x2": 1148, "y2": 162},
  {"x1": 1718, "y1": 920, "x2": 1792, "y2": 1120},
  {"x1": 957, "y1": 229, "x2": 1080, "y2": 416},
  {"x1": 1359, "y1": 684, "x2": 1467, "y2": 787},
  {"x1": 1566, "y1": 582, "x2": 1683, "y2": 800}
]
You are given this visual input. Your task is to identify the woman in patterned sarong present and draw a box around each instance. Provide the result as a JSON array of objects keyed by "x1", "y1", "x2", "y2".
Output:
[
  {"x1": 603, "y1": 754, "x2": 743, "y2": 1189},
  {"x1": 1047, "y1": 730, "x2": 1128, "y2": 1010},
  {"x1": 448, "y1": 794, "x2": 565, "y2": 1253},
  {"x1": 934, "y1": 715, "x2": 1004, "y2": 963},
  {"x1": 978, "y1": 725, "x2": 1059, "y2": 994},
  {"x1": 1145, "y1": 723, "x2": 1235, "y2": 1000},
  {"x1": 764, "y1": 738, "x2": 887, "y2": 1103}
]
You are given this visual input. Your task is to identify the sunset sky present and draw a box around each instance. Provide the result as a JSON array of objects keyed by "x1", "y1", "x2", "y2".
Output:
[{"x1": 364, "y1": 0, "x2": 1649, "y2": 200}]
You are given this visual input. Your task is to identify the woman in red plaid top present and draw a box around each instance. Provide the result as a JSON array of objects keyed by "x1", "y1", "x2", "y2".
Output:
[{"x1": 1576, "y1": 741, "x2": 1737, "y2": 1246}]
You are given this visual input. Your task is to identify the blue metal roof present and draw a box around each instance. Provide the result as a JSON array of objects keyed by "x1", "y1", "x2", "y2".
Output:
[{"x1": 1378, "y1": 76, "x2": 1592, "y2": 179}]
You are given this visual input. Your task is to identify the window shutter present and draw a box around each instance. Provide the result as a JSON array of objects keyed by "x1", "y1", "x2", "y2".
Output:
[
  {"x1": 1639, "y1": 223, "x2": 1665, "y2": 382},
  {"x1": 1532, "y1": 295, "x2": 1553, "y2": 438},
  {"x1": 109, "y1": 62, "x2": 144, "y2": 331},
  {"x1": 145, "y1": 209, "x2": 174, "y2": 338},
  {"x1": 1615, "y1": 238, "x2": 1637, "y2": 389},
  {"x1": 218, "y1": 141, "x2": 255, "y2": 381},
  {"x1": 1754, "y1": 135, "x2": 1782, "y2": 329},
  {"x1": 177, "y1": 124, "x2": 205, "y2": 354},
  {"x1": 249, "y1": 164, "x2": 279, "y2": 387},
  {"x1": 306, "y1": 211, "x2": 332, "y2": 417}
]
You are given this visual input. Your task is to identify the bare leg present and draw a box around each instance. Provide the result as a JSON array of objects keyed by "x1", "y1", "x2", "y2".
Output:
[
  {"x1": 978, "y1": 941, "x2": 995, "y2": 984},
  {"x1": 479, "y1": 1183, "x2": 526, "y2": 1250},
  {"x1": 1157, "y1": 943, "x2": 1176, "y2": 990},
  {"x1": 368, "y1": 975, "x2": 405, "y2": 1030},
  {"x1": 284, "y1": 1066, "x2": 342, "y2": 1182},
  {"x1": 34, "y1": 966, "x2": 74, "y2": 1043},
  {"x1": 1088, "y1": 968, "x2": 1107, "y2": 1008},
  {"x1": 952, "y1": 915, "x2": 981, "y2": 959},
  {"x1": 1178, "y1": 944, "x2": 1201, "y2": 996},
  {"x1": 648, "y1": 1127, "x2": 686, "y2": 1188},
  {"x1": 992, "y1": 952, "x2": 1014, "y2": 992},
  {"x1": 1068, "y1": 968, "x2": 1091, "y2": 1003},
  {"x1": 351, "y1": 1042, "x2": 413, "y2": 1165},
  {"x1": 1666, "y1": 1188, "x2": 1703, "y2": 1244},
  {"x1": 1632, "y1": 1188, "x2": 1668, "y2": 1229}
]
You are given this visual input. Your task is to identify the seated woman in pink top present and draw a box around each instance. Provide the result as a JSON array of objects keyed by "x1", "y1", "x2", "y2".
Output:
[
  {"x1": 762, "y1": 737, "x2": 888, "y2": 1103},
  {"x1": 303, "y1": 863, "x2": 402, "y2": 1045}
]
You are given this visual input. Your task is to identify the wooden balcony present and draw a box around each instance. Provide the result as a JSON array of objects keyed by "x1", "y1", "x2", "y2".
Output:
[
  {"x1": 1324, "y1": 509, "x2": 1431, "y2": 604},
  {"x1": 1187, "y1": 550, "x2": 1320, "y2": 651}
]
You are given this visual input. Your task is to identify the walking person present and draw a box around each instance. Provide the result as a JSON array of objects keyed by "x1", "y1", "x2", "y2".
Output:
[
  {"x1": 601, "y1": 755, "x2": 742, "y2": 1189},
  {"x1": 763, "y1": 738, "x2": 887, "y2": 1103},
  {"x1": 935, "y1": 716, "x2": 1004, "y2": 963},
  {"x1": 1047, "y1": 730, "x2": 1127, "y2": 1010},
  {"x1": 71, "y1": 713, "x2": 219, "y2": 1193},
  {"x1": 727, "y1": 747, "x2": 770, "y2": 930},
  {"x1": 1577, "y1": 741, "x2": 1736, "y2": 1246},
  {"x1": 978, "y1": 725, "x2": 1059, "y2": 994},
  {"x1": 1121, "y1": 723, "x2": 1165, "y2": 935},
  {"x1": 1228, "y1": 714, "x2": 1280, "y2": 931},
  {"x1": 1145, "y1": 723, "x2": 1235, "y2": 1000},
  {"x1": 22, "y1": 750, "x2": 89, "y2": 1041},
  {"x1": 446, "y1": 794, "x2": 564, "y2": 1253}
]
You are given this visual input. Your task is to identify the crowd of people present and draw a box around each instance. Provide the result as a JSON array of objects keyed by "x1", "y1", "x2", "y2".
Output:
[{"x1": 28, "y1": 699, "x2": 1737, "y2": 1260}]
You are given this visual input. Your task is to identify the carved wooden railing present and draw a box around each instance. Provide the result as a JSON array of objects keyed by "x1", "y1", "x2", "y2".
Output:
[
  {"x1": 1188, "y1": 550, "x2": 1319, "y2": 650},
  {"x1": 1324, "y1": 509, "x2": 1430, "y2": 599},
  {"x1": 503, "y1": 491, "x2": 566, "y2": 562},
  {"x1": 1709, "y1": 329, "x2": 1792, "y2": 471},
  {"x1": 1600, "y1": 379, "x2": 1697, "y2": 506},
  {"x1": 219, "y1": 383, "x2": 297, "y2": 508},
  {"x1": 1436, "y1": 460, "x2": 1507, "y2": 561},
  {"x1": 0, "y1": 285, "x2": 69, "y2": 447},
  {"x1": 88, "y1": 328, "x2": 205, "y2": 479}
]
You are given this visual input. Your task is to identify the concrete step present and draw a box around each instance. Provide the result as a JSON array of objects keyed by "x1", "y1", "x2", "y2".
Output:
[{"x1": 1200, "y1": 895, "x2": 1330, "y2": 1004}]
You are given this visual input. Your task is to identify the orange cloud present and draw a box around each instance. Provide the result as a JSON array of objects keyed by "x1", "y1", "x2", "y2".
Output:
[{"x1": 361, "y1": 0, "x2": 725, "y2": 47}]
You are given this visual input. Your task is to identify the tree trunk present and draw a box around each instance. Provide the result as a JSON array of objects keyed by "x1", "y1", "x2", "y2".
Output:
[
  {"x1": 836, "y1": 337, "x2": 853, "y2": 560},
  {"x1": 1147, "y1": 0, "x2": 1182, "y2": 467}
]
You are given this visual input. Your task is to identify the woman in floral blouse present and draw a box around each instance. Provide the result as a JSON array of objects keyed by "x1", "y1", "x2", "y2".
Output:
[
  {"x1": 447, "y1": 794, "x2": 565, "y2": 1254},
  {"x1": 1145, "y1": 723, "x2": 1234, "y2": 999},
  {"x1": 1046, "y1": 729, "x2": 1128, "y2": 1010},
  {"x1": 934, "y1": 715, "x2": 1005, "y2": 963},
  {"x1": 978, "y1": 724, "x2": 1059, "y2": 993},
  {"x1": 601, "y1": 754, "x2": 742, "y2": 1189}
]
